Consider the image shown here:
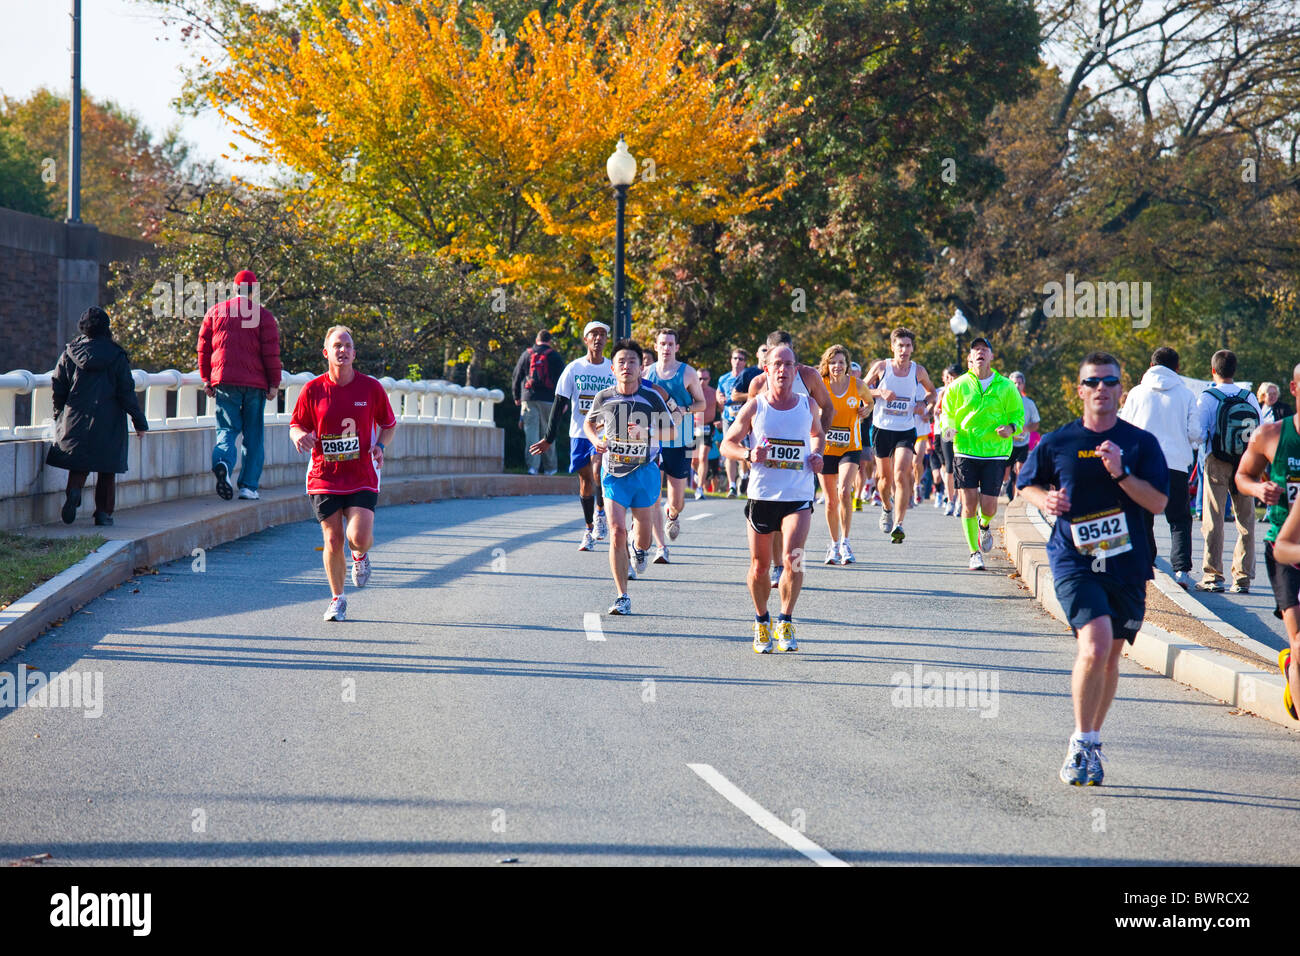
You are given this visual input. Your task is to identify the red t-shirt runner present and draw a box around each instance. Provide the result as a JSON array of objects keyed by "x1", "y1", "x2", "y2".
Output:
[{"x1": 290, "y1": 373, "x2": 397, "y2": 495}]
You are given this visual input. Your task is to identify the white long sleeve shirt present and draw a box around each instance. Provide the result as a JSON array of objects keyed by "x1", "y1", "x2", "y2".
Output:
[{"x1": 1118, "y1": 364, "x2": 1201, "y2": 472}]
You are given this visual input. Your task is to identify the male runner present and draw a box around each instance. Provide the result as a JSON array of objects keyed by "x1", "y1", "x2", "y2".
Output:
[
  {"x1": 692, "y1": 367, "x2": 722, "y2": 500},
  {"x1": 717, "y1": 348, "x2": 752, "y2": 497},
  {"x1": 585, "y1": 340, "x2": 675, "y2": 615},
  {"x1": 289, "y1": 326, "x2": 397, "y2": 622},
  {"x1": 1235, "y1": 362, "x2": 1300, "y2": 720},
  {"x1": 1017, "y1": 352, "x2": 1169, "y2": 785},
  {"x1": 644, "y1": 328, "x2": 707, "y2": 560},
  {"x1": 531, "y1": 322, "x2": 615, "y2": 551},
  {"x1": 935, "y1": 364, "x2": 960, "y2": 516},
  {"x1": 723, "y1": 343, "x2": 825, "y2": 652},
  {"x1": 863, "y1": 328, "x2": 938, "y2": 543},
  {"x1": 944, "y1": 337, "x2": 1023, "y2": 569}
]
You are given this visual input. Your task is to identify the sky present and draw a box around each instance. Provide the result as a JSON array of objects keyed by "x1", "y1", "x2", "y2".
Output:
[{"x1": 0, "y1": 0, "x2": 271, "y2": 180}]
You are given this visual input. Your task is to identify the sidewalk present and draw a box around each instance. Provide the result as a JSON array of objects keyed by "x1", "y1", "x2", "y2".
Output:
[{"x1": 1, "y1": 473, "x2": 577, "y2": 663}]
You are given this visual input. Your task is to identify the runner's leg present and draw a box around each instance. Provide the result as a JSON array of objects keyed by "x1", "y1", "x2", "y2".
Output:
[
  {"x1": 894, "y1": 446, "x2": 915, "y2": 525},
  {"x1": 839, "y1": 460, "x2": 858, "y2": 539},
  {"x1": 778, "y1": 507, "x2": 812, "y2": 616},
  {"x1": 747, "y1": 523, "x2": 774, "y2": 615},
  {"x1": 821, "y1": 470, "x2": 841, "y2": 543},
  {"x1": 342, "y1": 506, "x2": 375, "y2": 556},
  {"x1": 1072, "y1": 616, "x2": 1124, "y2": 733},
  {"x1": 608, "y1": 499, "x2": 630, "y2": 593},
  {"x1": 321, "y1": 511, "x2": 347, "y2": 596}
]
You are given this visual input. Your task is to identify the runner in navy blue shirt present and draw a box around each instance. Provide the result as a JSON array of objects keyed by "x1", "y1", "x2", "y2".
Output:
[{"x1": 1017, "y1": 351, "x2": 1169, "y2": 787}]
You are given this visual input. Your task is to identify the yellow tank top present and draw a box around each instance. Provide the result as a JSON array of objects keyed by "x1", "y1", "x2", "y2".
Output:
[{"x1": 825, "y1": 377, "x2": 865, "y2": 453}]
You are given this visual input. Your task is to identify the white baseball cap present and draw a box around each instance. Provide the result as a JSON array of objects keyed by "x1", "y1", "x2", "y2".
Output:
[{"x1": 582, "y1": 321, "x2": 611, "y2": 337}]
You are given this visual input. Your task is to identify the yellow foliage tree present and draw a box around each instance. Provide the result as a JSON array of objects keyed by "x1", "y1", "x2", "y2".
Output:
[{"x1": 214, "y1": 0, "x2": 790, "y2": 320}]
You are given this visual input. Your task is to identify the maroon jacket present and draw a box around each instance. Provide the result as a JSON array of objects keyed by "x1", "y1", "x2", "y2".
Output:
[{"x1": 198, "y1": 295, "x2": 282, "y2": 391}]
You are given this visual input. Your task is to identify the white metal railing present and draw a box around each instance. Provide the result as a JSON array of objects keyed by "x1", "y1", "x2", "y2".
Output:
[{"x1": 0, "y1": 367, "x2": 504, "y2": 440}]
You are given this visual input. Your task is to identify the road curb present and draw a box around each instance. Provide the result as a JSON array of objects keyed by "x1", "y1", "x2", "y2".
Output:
[
  {"x1": 1001, "y1": 497, "x2": 1295, "y2": 731},
  {"x1": 1, "y1": 473, "x2": 577, "y2": 666}
]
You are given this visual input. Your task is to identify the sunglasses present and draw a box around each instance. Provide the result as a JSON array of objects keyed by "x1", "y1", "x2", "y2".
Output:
[{"x1": 1079, "y1": 376, "x2": 1121, "y2": 389}]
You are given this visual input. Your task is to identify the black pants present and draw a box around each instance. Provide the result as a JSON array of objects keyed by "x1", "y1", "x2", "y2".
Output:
[
  {"x1": 67, "y1": 471, "x2": 116, "y2": 515},
  {"x1": 1145, "y1": 469, "x2": 1191, "y2": 573}
]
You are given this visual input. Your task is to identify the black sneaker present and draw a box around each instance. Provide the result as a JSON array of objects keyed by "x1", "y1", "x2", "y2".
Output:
[
  {"x1": 93, "y1": 511, "x2": 114, "y2": 526},
  {"x1": 213, "y1": 462, "x2": 234, "y2": 500},
  {"x1": 61, "y1": 487, "x2": 81, "y2": 524}
]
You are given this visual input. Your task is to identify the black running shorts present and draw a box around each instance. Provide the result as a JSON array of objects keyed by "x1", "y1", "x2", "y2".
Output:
[
  {"x1": 821, "y1": 450, "x2": 862, "y2": 474},
  {"x1": 1264, "y1": 540, "x2": 1300, "y2": 620},
  {"x1": 872, "y1": 426, "x2": 917, "y2": 459},
  {"x1": 312, "y1": 490, "x2": 379, "y2": 523},
  {"x1": 955, "y1": 456, "x2": 1004, "y2": 495},
  {"x1": 745, "y1": 499, "x2": 812, "y2": 535}
]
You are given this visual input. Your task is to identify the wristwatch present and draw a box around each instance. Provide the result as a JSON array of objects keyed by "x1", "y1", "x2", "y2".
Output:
[
  {"x1": 745, "y1": 448, "x2": 752, "y2": 462},
  {"x1": 1112, "y1": 463, "x2": 1131, "y2": 482},
  {"x1": 375, "y1": 441, "x2": 385, "y2": 452}
]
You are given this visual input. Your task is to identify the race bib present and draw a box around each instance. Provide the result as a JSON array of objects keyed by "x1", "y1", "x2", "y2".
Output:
[
  {"x1": 1070, "y1": 507, "x2": 1132, "y2": 558},
  {"x1": 885, "y1": 399, "x2": 911, "y2": 414},
  {"x1": 826, "y1": 427, "x2": 853, "y2": 447},
  {"x1": 321, "y1": 433, "x2": 361, "y2": 462},
  {"x1": 577, "y1": 392, "x2": 596, "y2": 413},
  {"x1": 607, "y1": 439, "x2": 649, "y2": 465},
  {"x1": 1287, "y1": 479, "x2": 1300, "y2": 506},
  {"x1": 763, "y1": 438, "x2": 806, "y2": 470}
]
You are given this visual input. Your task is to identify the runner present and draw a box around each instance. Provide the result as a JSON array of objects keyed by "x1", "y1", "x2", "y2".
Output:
[
  {"x1": 289, "y1": 326, "x2": 397, "y2": 622},
  {"x1": 530, "y1": 322, "x2": 615, "y2": 551},
  {"x1": 1016, "y1": 351, "x2": 1169, "y2": 784},
  {"x1": 644, "y1": 328, "x2": 707, "y2": 562},
  {"x1": 863, "y1": 328, "x2": 938, "y2": 543},
  {"x1": 722, "y1": 343, "x2": 825, "y2": 652},
  {"x1": 817, "y1": 345, "x2": 869, "y2": 564},
  {"x1": 1235, "y1": 363, "x2": 1300, "y2": 721},
  {"x1": 717, "y1": 348, "x2": 751, "y2": 497},
  {"x1": 944, "y1": 337, "x2": 1024, "y2": 569},
  {"x1": 692, "y1": 367, "x2": 722, "y2": 500},
  {"x1": 585, "y1": 339, "x2": 676, "y2": 615},
  {"x1": 849, "y1": 361, "x2": 873, "y2": 511},
  {"x1": 912, "y1": 383, "x2": 933, "y2": 506}
]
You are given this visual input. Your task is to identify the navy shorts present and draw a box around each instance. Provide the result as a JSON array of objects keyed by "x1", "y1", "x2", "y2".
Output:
[
  {"x1": 872, "y1": 426, "x2": 916, "y2": 458},
  {"x1": 1054, "y1": 573, "x2": 1146, "y2": 645},
  {"x1": 658, "y1": 445, "x2": 692, "y2": 480}
]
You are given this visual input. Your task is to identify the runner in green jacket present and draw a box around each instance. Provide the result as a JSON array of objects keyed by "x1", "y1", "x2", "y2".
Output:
[{"x1": 943, "y1": 337, "x2": 1024, "y2": 569}]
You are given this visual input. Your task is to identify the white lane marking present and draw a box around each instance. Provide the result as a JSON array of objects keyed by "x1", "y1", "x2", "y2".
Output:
[
  {"x1": 687, "y1": 763, "x2": 849, "y2": 867},
  {"x1": 684, "y1": 512, "x2": 714, "y2": 521},
  {"x1": 583, "y1": 612, "x2": 606, "y2": 641}
]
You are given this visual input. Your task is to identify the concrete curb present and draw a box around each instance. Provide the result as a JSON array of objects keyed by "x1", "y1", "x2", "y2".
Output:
[
  {"x1": 1001, "y1": 497, "x2": 1294, "y2": 730},
  {"x1": 1, "y1": 473, "x2": 578, "y2": 666}
]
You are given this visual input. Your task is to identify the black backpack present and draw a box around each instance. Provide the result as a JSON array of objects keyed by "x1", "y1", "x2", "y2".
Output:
[
  {"x1": 524, "y1": 346, "x2": 555, "y2": 394},
  {"x1": 1207, "y1": 387, "x2": 1259, "y2": 462}
]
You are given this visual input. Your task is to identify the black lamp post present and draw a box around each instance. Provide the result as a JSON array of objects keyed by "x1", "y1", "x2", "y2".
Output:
[
  {"x1": 606, "y1": 137, "x2": 637, "y2": 342},
  {"x1": 949, "y1": 308, "x2": 969, "y2": 367}
]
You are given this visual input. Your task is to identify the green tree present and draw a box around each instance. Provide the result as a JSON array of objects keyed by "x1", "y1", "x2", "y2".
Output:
[{"x1": 0, "y1": 127, "x2": 56, "y2": 217}]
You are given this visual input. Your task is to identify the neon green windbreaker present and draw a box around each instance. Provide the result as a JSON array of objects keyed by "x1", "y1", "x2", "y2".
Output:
[{"x1": 944, "y1": 369, "x2": 1024, "y2": 459}]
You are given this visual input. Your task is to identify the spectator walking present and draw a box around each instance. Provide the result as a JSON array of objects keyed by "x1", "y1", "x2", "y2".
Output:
[
  {"x1": 512, "y1": 330, "x2": 565, "y2": 475},
  {"x1": 46, "y1": 307, "x2": 149, "y2": 526},
  {"x1": 1002, "y1": 370, "x2": 1040, "y2": 501},
  {"x1": 198, "y1": 269, "x2": 282, "y2": 501},
  {"x1": 1258, "y1": 381, "x2": 1294, "y2": 425},
  {"x1": 1194, "y1": 349, "x2": 1261, "y2": 593},
  {"x1": 1118, "y1": 347, "x2": 1200, "y2": 588}
]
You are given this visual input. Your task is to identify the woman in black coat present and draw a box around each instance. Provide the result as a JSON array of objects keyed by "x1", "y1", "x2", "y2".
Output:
[{"x1": 46, "y1": 307, "x2": 149, "y2": 526}]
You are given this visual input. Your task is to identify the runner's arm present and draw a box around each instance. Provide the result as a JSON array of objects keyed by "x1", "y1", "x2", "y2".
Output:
[
  {"x1": 917, "y1": 366, "x2": 938, "y2": 414},
  {"x1": 542, "y1": 395, "x2": 571, "y2": 445},
  {"x1": 721, "y1": 400, "x2": 757, "y2": 461},
  {"x1": 747, "y1": 372, "x2": 767, "y2": 399},
  {"x1": 1016, "y1": 482, "x2": 1069, "y2": 516},
  {"x1": 683, "y1": 367, "x2": 707, "y2": 414},
  {"x1": 1235, "y1": 424, "x2": 1283, "y2": 503},
  {"x1": 807, "y1": 396, "x2": 826, "y2": 464}
]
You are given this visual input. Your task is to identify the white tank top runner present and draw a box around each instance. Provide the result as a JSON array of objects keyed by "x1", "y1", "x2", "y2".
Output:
[
  {"x1": 874, "y1": 360, "x2": 918, "y2": 431},
  {"x1": 749, "y1": 393, "x2": 815, "y2": 502}
]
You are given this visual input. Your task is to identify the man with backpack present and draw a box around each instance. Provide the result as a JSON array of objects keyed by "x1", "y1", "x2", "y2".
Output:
[
  {"x1": 1195, "y1": 349, "x2": 1261, "y2": 593},
  {"x1": 513, "y1": 330, "x2": 565, "y2": 475}
]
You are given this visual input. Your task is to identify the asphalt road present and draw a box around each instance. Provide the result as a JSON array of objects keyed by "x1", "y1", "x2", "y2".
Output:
[{"x1": 1, "y1": 493, "x2": 1296, "y2": 866}]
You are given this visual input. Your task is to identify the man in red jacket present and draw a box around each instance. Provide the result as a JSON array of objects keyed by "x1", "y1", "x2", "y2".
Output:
[{"x1": 198, "y1": 269, "x2": 282, "y2": 500}]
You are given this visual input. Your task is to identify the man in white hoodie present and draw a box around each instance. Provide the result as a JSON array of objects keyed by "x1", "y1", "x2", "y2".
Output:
[{"x1": 1119, "y1": 347, "x2": 1201, "y2": 588}]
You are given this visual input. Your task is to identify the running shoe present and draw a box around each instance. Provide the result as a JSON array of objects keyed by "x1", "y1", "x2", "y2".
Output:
[
  {"x1": 871, "y1": 491, "x2": 882, "y2": 507},
  {"x1": 739, "y1": 476, "x2": 750, "y2": 495},
  {"x1": 238, "y1": 487, "x2": 261, "y2": 500},
  {"x1": 815, "y1": 493, "x2": 827, "y2": 505},
  {"x1": 968, "y1": 552, "x2": 984, "y2": 570},
  {"x1": 324, "y1": 595, "x2": 347, "y2": 622},
  {"x1": 666, "y1": 506, "x2": 681, "y2": 541},
  {"x1": 770, "y1": 564, "x2": 783, "y2": 588},
  {"x1": 726, "y1": 486, "x2": 738, "y2": 498},
  {"x1": 839, "y1": 540, "x2": 855, "y2": 564},
  {"x1": 654, "y1": 545, "x2": 670, "y2": 564},
  {"x1": 1060, "y1": 739, "x2": 1088, "y2": 786},
  {"x1": 934, "y1": 492, "x2": 944, "y2": 509},
  {"x1": 634, "y1": 548, "x2": 649, "y2": 575},
  {"x1": 1229, "y1": 582, "x2": 1250, "y2": 594},
  {"x1": 594, "y1": 511, "x2": 608, "y2": 540},
  {"x1": 609, "y1": 594, "x2": 632, "y2": 615},
  {"x1": 752, "y1": 620, "x2": 773, "y2": 653},
  {"x1": 944, "y1": 499, "x2": 955, "y2": 517},
  {"x1": 578, "y1": 530, "x2": 596, "y2": 551},
  {"x1": 914, "y1": 491, "x2": 922, "y2": 506},
  {"x1": 891, "y1": 525, "x2": 905, "y2": 544},
  {"x1": 853, "y1": 497, "x2": 862, "y2": 512},
  {"x1": 213, "y1": 462, "x2": 233, "y2": 501},
  {"x1": 775, "y1": 621, "x2": 798, "y2": 652},
  {"x1": 351, "y1": 552, "x2": 371, "y2": 588},
  {"x1": 978, "y1": 522, "x2": 993, "y2": 554},
  {"x1": 1281, "y1": 649, "x2": 1297, "y2": 721},
  {"x1": 1085, "y1": 742, "x2": 1106, "y2": 786},
  {"x1": 825, "y1": 543, "x2": 840, "y2": 565},
  {"x1": 879, "y1": 508, "x2": 893, "y2": 533},
  {"x1": 1194, "y1": 579, "x2": 1224, "y2": 593},
  {"x1": 1172, "y1": 570, "x2": 1192, "y2": 589},
  {"x1": 694, "y1": 487, "x2": 705, "y2": 500}
]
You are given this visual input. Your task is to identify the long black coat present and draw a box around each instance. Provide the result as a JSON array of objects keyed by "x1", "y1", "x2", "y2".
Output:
[{"x1": 45, "y1": 336, "x2": 149, "y2": 474}]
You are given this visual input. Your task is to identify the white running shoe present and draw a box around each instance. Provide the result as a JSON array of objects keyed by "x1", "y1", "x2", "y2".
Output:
[
  {"x1": 770, "y1": 564, "x2": 783, "y2": 588},
  {"x1": 825, "y1": 542, "x2": 840, "y2": 565},
  {"x1": 634, "y1": 548, "x2": 649, "y2": 575},
  {"x1": 609, "y1": 594, "x2": 632, "y2": 615},
  {"x1": 351, "y1": 552, "x2": 371, "y2": 588},
  {"x1": 775, "y1": 620, "x2": 798, "y2": 652},
  {"x1": 871, "y1": 491, "x2": 882, "y2": 507},
  {"x1": 578, "y1": 530, "x2": 596, "y2": 551},
  {"x1": 694, "y1": 487, "x2": 705, "y2": 500},
  {"x1": 968, "y1": 552, "x2": 984, "y2": 571},
  {"x1": 238, "y1": 487, "x2": 260, "y2": 500},
  {"x1": 879, "y1": 508, "x2": 893, "y2": 533},
  {"x1": 666, "y1": 506, "x2": 681, "y2": 541},
  {"x1": 815, "y1": 493, "x2": 826, "y2": 505},
  {"x1": 594, "y1": 511, "x2": 608, "y2": 540},
  {"x1": 978, "y1": 523, "x2": 993, "y2": 553},
  {"x1": 753, "y1": 620, "x2": 773, "y2": 654},
  {"x1": 654, "y1": 545, "x2": 670, "y2": 564},
  {"x1": 839, "y1": 540, "x2": 855, "y2": 564},
  {"x1": 944, "y1": 499, "x2": 955, "y2": 517},
  {"x1": 933, "y1": 492, "x2": 943, "y2": 509},
  {"x1": 324, "y1": 595, "x2": 347, "y2": 621}
]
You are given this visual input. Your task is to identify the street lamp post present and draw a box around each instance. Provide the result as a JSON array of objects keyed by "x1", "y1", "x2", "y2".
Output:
[
  {"x1": 606, "y1": 137, "x2": 637, "y2": 342},
  {"x1": 949, "y1": 308, "x2": 969, "y2": 367}
]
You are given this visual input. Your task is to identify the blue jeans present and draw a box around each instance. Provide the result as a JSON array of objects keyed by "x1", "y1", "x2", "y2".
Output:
[{"x1": 213, "y1": 385, "x2": 266, "y2": 490}]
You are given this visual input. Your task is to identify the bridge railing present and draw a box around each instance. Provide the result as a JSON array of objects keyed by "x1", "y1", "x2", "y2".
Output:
[{"x1": 0, "y1": 368, "x2": 504, "y2": 440}]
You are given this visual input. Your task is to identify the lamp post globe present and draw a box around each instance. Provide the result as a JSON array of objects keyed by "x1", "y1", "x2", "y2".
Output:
[
  {"x1": 949, "y1": 308, "x2": 968, "y2": 365},
  {"x1": 606, "y1": 137, "x2": 637, "y2": 341}
]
